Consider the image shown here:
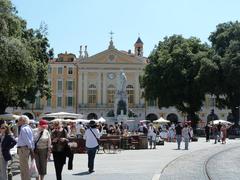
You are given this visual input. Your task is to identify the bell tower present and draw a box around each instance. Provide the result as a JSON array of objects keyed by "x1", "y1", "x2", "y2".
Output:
[{"x1": 134, "y1": 37, "x2": 143, "y2": 57}]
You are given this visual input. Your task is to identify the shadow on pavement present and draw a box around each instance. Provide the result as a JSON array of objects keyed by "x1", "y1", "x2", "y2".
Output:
[{"x1": 73, "y1": 171, "x2": 90, "y2": 176}]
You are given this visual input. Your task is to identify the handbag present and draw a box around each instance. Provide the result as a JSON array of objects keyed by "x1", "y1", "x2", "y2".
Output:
[
  {"x1": 29, "y1": 159, "x2": 39, "y2": 178},
  {"x1": 89, "y1": 128, "x2": 100, "y2": 145}
]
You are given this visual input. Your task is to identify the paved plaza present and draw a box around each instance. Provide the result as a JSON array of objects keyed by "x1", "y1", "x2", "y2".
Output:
[{"x1": 13, "y1": 138, "x2": 240, "y2": 180}]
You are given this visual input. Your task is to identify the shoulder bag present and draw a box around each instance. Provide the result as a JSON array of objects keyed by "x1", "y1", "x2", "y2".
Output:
[
  {"x1": 34, "y1": 130, "x2": 44, "y2": 152},
  {"x1": 89, "y1": 128, "x2": 100, "y2": 145}
]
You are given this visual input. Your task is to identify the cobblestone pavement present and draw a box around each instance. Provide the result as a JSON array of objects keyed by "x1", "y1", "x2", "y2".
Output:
[
  {"x1": 13, "y1": 138, "x2": 240, "y2": 180},
  {"x1": 160, "y1": 142, "x2": 240, "y2": 180},
  {"x1": 206, "y1": 145, "x2": 240, "y2": 180}
]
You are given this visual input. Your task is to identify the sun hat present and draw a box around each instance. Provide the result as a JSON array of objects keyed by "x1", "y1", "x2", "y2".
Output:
[{"x1": 39, "y1": 119, "x2": 48, "y2": 127}]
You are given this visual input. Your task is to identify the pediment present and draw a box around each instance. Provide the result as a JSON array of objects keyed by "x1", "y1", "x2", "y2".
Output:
[{"x1": 80, "y1": 48, "x2": 147, "y2": 64}]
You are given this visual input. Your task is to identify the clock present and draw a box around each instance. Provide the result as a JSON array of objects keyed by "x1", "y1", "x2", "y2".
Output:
[{"x1": 107, "y1": 72, "x2": 115, "y2": 80}]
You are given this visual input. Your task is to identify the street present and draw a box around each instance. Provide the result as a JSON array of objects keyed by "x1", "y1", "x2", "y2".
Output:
[{"x1": 13, "y1": 138, "x2": 240, "y2": 180}]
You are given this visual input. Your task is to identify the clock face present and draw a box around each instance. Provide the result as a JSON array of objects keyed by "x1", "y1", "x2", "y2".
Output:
[{"x1": 107, "y1": 72, "x2": 115, "y2": 80}]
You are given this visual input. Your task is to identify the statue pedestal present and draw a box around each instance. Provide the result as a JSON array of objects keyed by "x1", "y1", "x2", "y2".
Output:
[
  {"x1": 117, "y1": 115, "x2": 128, "y2": 123},
  {"x1": 114, "y1": 90, "x2": 128, "y2": 117}
]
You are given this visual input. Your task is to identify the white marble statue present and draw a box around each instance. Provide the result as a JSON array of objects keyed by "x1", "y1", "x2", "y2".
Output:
[{"x1": 118, "y1": 70, "x2": 127, "y2": 92}]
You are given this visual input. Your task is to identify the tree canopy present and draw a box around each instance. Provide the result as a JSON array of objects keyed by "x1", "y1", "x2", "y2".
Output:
[
  {"x1": 141, "y1": 35, "x2": 215, "y2": 126},
  {"x1": 0, "y1": 0, "x2": 51, "y2": 114},
  {"x1": 209, "y1": 21, "x2": 240, "y2": 124}
]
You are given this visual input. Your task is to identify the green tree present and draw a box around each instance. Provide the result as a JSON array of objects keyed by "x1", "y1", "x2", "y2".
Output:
[
  {"x1": 141, "y1": 35, "x2": 215, "y2": 127},
  {"x1": 209, "y1": 21, "x2": 240, "y2": 124},
  {"x1": 0, "y1": 0, "x2": 51, "y2": 114}
]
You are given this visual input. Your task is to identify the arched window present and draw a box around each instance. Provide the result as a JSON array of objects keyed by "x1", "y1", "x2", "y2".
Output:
[
  {"x1": 107, "y1": 85, "x2": 116, "y2": 106},
  {"x1": 88, "y1": 84, "x2": 97, "y2": 105},
  {"x1": 166, "y1": 113, "x2": 178, "y2": 124},
  {"x1": 127, "y1": 85, "x2": 134, "y2": 107}
]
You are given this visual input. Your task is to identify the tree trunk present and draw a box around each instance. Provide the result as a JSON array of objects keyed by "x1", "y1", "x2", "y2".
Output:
[{"x1": 0, "y1": 103, "x2": 7, "y2": 114}]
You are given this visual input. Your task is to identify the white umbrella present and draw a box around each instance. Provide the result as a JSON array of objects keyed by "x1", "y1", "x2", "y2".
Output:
[
  {"x1": 42, "y1": 112, "x2": 83, "y2": 119},
  {"x1": 210, "y1": 119, "x2": 233, "y2": 125},
  {"x1": 29, "y1": 119, "x2": 38, "y2": 124},
  {"x1": 153, "y1": 117, "x2": 170, "y2": 124},
  {"x1": 50, "y1": 118, "x2": 64, "y2": 122},
  {"x1": 139, "y1": 120, "x2": 150, "y2": 123},
  {"x1": 75, "y1": 119, "x2": 90, "y2": 124},
  {"x1": 96, "y1": 117, "x2": 106, "y2": 123},
  {"x1": 0, "y1": 114, "x2": 20, "y2": 120}
]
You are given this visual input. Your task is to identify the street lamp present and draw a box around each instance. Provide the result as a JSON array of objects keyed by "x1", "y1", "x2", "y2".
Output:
[
  {"x1": 235, "y1": 106, "x2": 240, "y2": 125},
  {"x1": 211, "y1": 94, "x2": 216, "y2": 125}
]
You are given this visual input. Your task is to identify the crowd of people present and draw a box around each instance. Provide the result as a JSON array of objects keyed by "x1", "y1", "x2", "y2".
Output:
[{"x1": 0, "y1": 116, "x2": 233, "y2": 180}]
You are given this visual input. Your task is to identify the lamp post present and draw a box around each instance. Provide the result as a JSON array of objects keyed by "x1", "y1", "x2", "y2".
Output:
[
  {"x1": 235, "y1": 106, "x2": 240, "y2": 125},
  {"x1": 211, "y1": 94, "x2": 216, "y2": 125}
]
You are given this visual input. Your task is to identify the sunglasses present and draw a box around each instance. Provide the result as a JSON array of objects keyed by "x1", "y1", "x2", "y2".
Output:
[
  {"x1": 0, "y1": 127, "x2": 6, "y2": 129},
  {"x1": 54, "y1": 127, "x2": 61, "y2": 130}
]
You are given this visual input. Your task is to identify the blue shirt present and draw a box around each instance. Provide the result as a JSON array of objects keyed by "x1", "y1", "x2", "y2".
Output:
[{"x1": 17, "y1": 124, "x2": 34, "y2": 149}]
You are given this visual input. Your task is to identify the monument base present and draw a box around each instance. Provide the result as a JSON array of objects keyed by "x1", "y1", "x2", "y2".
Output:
[{"x1": 117, "y1": 115, "x2": 128, "y2": 122}]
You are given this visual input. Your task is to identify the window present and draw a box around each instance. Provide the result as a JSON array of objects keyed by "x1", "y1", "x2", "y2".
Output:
[
  {"x1": 148, "y1": 98, "x2": 156, "y2": 106},
  {"x1": 57, "y1": 97, "x2": 62, "y2": 107},
  {"x1": 47, "y1": 97, "x2": 51, "y2": 107},
  {"x1": 107, "y1": 85, "x2": 115, "y2": 106},
  {"x1": 127, "y1": 85, "x2": 134, "y2": 107},
  {"x1": 67, "y1": 81, "x2": 73, "y2": 91},
  {"x1": 57, "y1": 67, "x2": 63, "y2": 74},
  {"x1": 88, "y1": 84, "x2": 97, "y2": 105},
  {"x1": 67, "y1": 96, "x2": 73, "y2": 107},
  {"x1": 68, "y1": 67, "x2": 73, "y2": 74},
  {"x1": 57, "y1": 80, "x2": 62, "y2": 91}
]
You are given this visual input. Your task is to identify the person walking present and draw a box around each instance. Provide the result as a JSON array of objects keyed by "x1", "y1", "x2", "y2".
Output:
[
  {"x1": 17, "y1": 115, "x2": 35, "y2": 180},
  {"x1": 175, "y1": 123, "x2": 182, "y2": 150},
  {"x1": 182, "y1": 124, "x2": 190, "y2": 150},
  {"x1": 147, "y1": 123, "x2": 156, "y2": 149},
  {"x1": 205, "y1": 124, "x2": 210, "y2": 142},
  {"x1": 168, "y1": 124, "x2": 175, "y2": 142},
  {"x1": 51, "y1": 120, "x2": 69, "y2": 180},
  {"x1": 212, "y1": 125, "x2": 218, "y2": 144},
  {"x1": 83, "y1": 120, "x2": 101, "y2": 173},
  {"x1": 0, "y1": 123, "x2": 17, "y2": 180},
  {"x1": 220, "y1": 124, "x2": 228, "y2": 144},
  {"x1": 217, "y1": 122, "x2": 222, "y2": 142},
  {"x1": 33, "y1": 119, "x2": 51, "y2": 180}
]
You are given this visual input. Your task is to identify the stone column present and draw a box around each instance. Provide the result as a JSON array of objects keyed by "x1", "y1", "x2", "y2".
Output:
[
  {"x1": 78, "y1": 71, "x2": 83, "y2": 104},
  {"x1": 83, "y1": 71, "x2": 88, "y2": 104},
  {"x1": 135, "y1": 72, "x2": 140, "y2": 105},
  {"x1": 97, "y1": 72, "x2": 101, "y2": 104},
  {"x1": 102, "y1": 72, "x2": 107, "y2": 105}
]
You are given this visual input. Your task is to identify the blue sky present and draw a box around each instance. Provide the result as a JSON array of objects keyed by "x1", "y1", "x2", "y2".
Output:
[{"x1": 12, "y1": 0, "x2": 240, "y2": 57}]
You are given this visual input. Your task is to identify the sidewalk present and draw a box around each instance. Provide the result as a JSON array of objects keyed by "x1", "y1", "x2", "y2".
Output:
[{"x1": 13, "y1": 138, "x2": 239, "y2": 180}]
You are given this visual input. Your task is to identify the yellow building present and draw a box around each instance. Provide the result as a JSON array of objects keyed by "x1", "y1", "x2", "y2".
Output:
[{"x1": 46, "y1": 52, "x2": 78, "y2": 113}]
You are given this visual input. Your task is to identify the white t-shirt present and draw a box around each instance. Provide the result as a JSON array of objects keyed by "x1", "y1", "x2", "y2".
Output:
[{"x1": 83, "y1": 128, "x2": 101, "y2": 148}]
